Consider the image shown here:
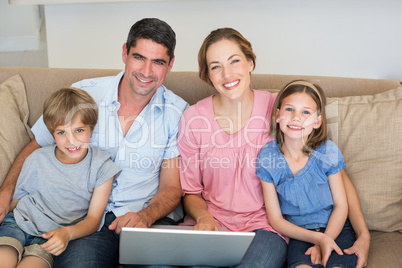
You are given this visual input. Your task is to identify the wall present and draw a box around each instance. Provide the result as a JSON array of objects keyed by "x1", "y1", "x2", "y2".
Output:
[
  {"x1": 42, "y1": 0, "x2": 402, "y2": 80},
  {"x1": 0, "y1": 1, "x2": 42, "y2": 51}
]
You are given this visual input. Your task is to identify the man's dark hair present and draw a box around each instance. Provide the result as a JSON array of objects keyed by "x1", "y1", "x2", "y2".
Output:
[{"x1": 126, "y1": 18, "x2": 176, "y2": 62}]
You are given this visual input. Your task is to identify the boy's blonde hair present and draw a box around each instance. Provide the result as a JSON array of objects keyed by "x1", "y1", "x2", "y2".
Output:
[
  {"x1": 43, "y1": 87, "x2": 98, "y2": 135},
  {"x1": 270, "y1": 80, "x2": 328, "y2": 155}
]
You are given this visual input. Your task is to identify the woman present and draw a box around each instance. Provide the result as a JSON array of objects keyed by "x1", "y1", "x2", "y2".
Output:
[
  {"x1": 178, "y1": 27, "x2": 287, "y2": 267},
  {"x1": 178, "y1": 28, "x2": 370, "y2": 268}
]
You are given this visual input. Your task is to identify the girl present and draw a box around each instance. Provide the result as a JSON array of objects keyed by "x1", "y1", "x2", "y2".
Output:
[{"x1": 256, "y1": 80, "x2": 357, "y2": 268}]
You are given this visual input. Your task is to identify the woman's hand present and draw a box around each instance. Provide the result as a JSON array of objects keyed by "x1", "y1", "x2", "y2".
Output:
[{"x1": 193, "y1": 213, "x2": 219, "y2": 231}]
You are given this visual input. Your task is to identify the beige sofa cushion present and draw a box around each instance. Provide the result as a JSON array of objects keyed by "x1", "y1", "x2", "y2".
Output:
[
  {"x1": 327, "y1": 87, "x2": 402, "y2": 232},
  {"x1": 0, "y1": 75, "x2": 33, "y2": 185}
]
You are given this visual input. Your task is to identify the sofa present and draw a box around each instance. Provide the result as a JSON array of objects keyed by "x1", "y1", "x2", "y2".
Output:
[{"x1": 0, "y1": 66, "x2": 401, "y2": 267}]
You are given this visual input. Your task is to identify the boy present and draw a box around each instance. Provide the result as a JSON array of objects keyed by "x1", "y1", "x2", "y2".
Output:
[{"x1": 0, "y1": 87, "x2": 121, "y2": 268}]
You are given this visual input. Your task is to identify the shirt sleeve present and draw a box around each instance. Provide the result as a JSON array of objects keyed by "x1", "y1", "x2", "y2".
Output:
[
  {"x1": 162, "y1": 91, "x2": 189, "y2": 160},
  {"x1": 177, "y1": 106, "x2": 204, "y2": 195},
  {"x1": 13, "y1": 152, "x2": 37, "y2": 200},
  {"x1": 256, "y1": 145, "x2": 275, "y2": 184},
  {"x1": 31, "y1": 115, "x2": 55, "y2": 147},
  {"x1": 314, "y1": 140, "x2": 346, "y2": 176}
]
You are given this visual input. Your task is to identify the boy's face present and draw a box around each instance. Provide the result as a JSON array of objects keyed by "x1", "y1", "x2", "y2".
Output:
[{"x1": 53, "y1": 116, "x2": 92, "y2": 164}]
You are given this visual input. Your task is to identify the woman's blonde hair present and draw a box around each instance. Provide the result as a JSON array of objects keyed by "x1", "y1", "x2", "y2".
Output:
[
  {"x1": 270, "y1": 80, "x2": 327, "y2": 155},
  {"x1": 43, "y1": 87, "x2": 98, "y2": 134},
  {"x1": 198, "y1": 27, "x2": 256, "y2": 86}
]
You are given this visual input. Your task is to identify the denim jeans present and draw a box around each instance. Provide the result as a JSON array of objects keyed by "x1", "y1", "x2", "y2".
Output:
[
  {"x1": 54, "y1": 212, "x2": 177, "y2": 268},
  {"x1": 0, "y1": 213, "x2": 48, "y2": 247},
  {"x1": 287, "y1": 219, "x2": 357, "y2": 268},
  {"x1": 188, "y1": 229, "x2": 287, "y2": 268}
]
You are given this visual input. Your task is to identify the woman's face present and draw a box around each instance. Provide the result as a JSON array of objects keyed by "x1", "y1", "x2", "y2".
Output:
[{"x1": 206, "y1": 39, "x2": 254, "y2": 101}]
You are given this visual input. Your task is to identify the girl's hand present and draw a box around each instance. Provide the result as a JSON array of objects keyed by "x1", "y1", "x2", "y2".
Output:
[
  {"x1": 305, "y1": 244, "x2": 322, "y2": 264},
  {"x1": 40, "y1": 228, "x2": 71, "y2": 256},
  {"x1": 317, "y1": 233, "x2": 343, "y2": 266}
]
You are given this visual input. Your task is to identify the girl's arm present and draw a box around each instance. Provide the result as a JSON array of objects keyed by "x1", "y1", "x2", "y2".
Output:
[
  {"x1": 40, "y1": 177, "x2": 114, "y2": 256},
  {"x1": 183, "y1": 194, "x2": 219, "y2": 231},
  {"x1": 325, "y1": 170, "x2": 349, "y2": 240},
  {"x1": 261, "y1": 180, "x2": 343, "y2": 265}
]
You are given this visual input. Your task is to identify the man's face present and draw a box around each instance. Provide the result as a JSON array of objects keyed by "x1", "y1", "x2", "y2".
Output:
[{"x1": 122, "y1": 39, "x2": 174, "y2": 97}]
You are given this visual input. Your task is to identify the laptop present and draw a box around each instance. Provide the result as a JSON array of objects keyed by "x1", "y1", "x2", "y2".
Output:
[{"x1": 119, "y1": 225, "x2": 255, "y2": 267}]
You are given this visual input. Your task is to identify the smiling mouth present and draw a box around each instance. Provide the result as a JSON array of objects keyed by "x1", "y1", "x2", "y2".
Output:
[
  {"x1": 136, "y1": 76, "x2": 153, "y2": 83},
  {"x1": 223, "y1": 80, "x2": 240, "y2": 88},
  {"x1": 288, "y1": 125, "x2": 304, "y2": 130},
  {"x1": 67, "y1": 146, "x2": 81, "y2": 152}
]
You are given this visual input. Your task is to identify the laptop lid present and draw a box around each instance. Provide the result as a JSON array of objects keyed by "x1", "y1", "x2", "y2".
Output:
[{"x1": 119, "y1": 225, "x2": 255, "y2": 267}]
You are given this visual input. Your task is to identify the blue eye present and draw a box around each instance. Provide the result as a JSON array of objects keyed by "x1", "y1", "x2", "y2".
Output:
[
  {"x1": 76, "y1": 129, "x2": 84, "y2": 133},
  {"x1": 303, "y1": 111, "x2": 311, "y2": 115},
  {"x1": 57, "y1": 131, "x2": 65, "y2": 135},
  {"x1": 285, "y1": 108, "x2": 293, "y2": 112}
]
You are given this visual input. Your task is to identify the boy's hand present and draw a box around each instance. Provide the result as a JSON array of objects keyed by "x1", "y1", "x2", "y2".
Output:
[
  {"x1": 305, "y1": 244, "x2": 322, "y2": 264},
  {"x1": 40, "y1": 228, "x2": 71, "y2": 256}
]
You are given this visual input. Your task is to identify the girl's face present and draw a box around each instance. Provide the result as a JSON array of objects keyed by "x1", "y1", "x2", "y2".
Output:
[
  {"x1": 276, "y1": 92, "x2": 322, "y2": 143},
  {"x1": 206, "y1": 39, "x2": 254, "y2": 101}
]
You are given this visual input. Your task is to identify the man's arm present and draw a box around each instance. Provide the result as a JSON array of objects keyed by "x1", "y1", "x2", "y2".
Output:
[
  {"x1": 109, "y1": 156, "x2": 182, "y2": 233},
  {"x1": 0, "y1": 139, "x2": 41, "y2": 222},
  {"x1": 341, "y1": 169, "x2": 370, "y2": 268}
]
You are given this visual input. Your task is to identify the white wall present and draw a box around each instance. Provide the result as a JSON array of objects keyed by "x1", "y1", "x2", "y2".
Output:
[
  {"x1": 44, "y1": 0, "x2": 402, "y2": 81},
  {"x1": 0, "y1": 1, "x2": 42, "y2": 51}
]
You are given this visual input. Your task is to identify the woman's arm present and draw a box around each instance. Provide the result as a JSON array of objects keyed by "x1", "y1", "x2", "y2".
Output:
[
  {"x1": 183, "y1": 194, "x2": 218, "y2": 231},
  {"x1": 40, "y1": 177, "x2": 114, "y2": 256},
  {"x1": 341, "y1": 169, "x2": 370, "y2": 268}
]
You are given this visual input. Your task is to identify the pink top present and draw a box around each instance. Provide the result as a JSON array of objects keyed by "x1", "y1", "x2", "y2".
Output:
[{"x1": 178, "y1": 90, "x2": 287, "y2": 242}]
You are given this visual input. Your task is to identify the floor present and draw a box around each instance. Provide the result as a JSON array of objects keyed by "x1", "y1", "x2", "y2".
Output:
[{"x1": 0, "y1": 23, "x2": 48, "y2": 68}]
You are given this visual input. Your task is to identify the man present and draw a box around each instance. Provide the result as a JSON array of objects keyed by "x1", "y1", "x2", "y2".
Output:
[{"x1": 0, "y1": 18, "x2": 188, "y2": 267}]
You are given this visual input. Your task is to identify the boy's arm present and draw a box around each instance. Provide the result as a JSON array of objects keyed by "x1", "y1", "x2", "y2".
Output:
[
  {"x1": 341, "y1": 169, "x2": 370, "y2": 268},
  {"x1": 40, "y1": 177, "x2": 114, "y2": 256},
  {"x1": 109, "y1": 157, "x2": 182, "y2": 232},
  {"x1": 0, "y1": 139, "x2": 41, "y2": 222}
]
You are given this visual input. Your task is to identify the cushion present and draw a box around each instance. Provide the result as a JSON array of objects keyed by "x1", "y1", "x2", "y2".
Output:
[
  {"x1": 0, "y1": 75, "x2": 33, "y2": 185},
  {"x1": 326, "y1": 87, "x2": 402, "y2": 232}
]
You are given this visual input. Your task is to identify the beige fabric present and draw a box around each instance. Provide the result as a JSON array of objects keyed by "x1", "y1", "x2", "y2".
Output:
[
  {"x1": 0, "y1": 75, "x2": 34, "y2": 185},
  {"x1": 366, "y1": 231, "x2": 402, "y2": 267},
  {"x1": 0, "y1": 236, "x2": 24, "y2": 263},
  {"x1": 23, "y1": 244, "x2": 54, "y2": 268},
  {"x1": 326, "y1": 87, "x2": 402, "y2": 232}
]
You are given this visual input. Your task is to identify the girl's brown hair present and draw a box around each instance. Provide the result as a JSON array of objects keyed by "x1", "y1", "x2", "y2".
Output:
[
  {"x1": 198, "y1": 27, "x2": 256, "y2": 86},
  {"x1": 270, "y1": 80, "x2": 328, "y2": 155}
]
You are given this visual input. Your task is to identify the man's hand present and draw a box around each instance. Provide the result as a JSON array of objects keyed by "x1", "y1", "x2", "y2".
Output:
[
  {"x1": 108, "y1": 212, "x2": 149, "y2": 234},
  {"x1": 344, "y1": 234, "x2": 369, "y2": 268}
]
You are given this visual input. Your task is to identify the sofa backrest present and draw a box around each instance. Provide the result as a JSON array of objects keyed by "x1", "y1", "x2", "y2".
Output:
[{"x1": 0, "y1": 66, "x2": 400, "y2": 127}]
